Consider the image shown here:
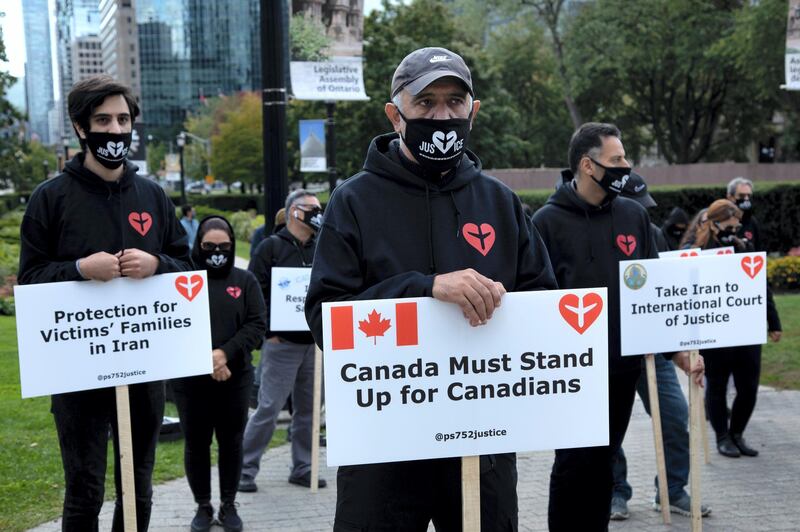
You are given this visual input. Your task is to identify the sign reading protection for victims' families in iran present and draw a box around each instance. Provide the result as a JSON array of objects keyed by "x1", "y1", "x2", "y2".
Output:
[
  {"x1": 270, "y1": 267, "x2": 311, "y2": 332},
  {"x1": 321, "y1": 289, "x2": 609, "y2": 466},
  {"x1": 619, "y1": 252, "x2": 766, "y2": 356},
  {"x1": 15, "y1": 271, "x2": 213, "y2": 398}
]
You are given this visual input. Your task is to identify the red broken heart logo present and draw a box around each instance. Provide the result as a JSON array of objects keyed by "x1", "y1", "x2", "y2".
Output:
[
  {"x1": 175, "y1": 274, "x2": 204, "y2": 301},
  {"x1": 741, "y1": 255, "x2": 764, "y2": 279},
  {"x1": 680, "y1": 251, "x2": 699, "y2": 258},
  {"x1": 559, "y1": 292, "x2": 603, "y2": 335},
  {"x1": 462, "y1": 223, "x2": 496, "y2": 256},
  {"x1": 226, "y1": 286, "x2": 242, "y2": 299},
  {"x1": 128, "y1": 212, "x2": 152, "y2": 236},
  {"x1": 616, "y1": 234, "x2": 637, "y2": 256},
  {"x1": 716, "y1": 249, "x2": 733, "y2": 255}
]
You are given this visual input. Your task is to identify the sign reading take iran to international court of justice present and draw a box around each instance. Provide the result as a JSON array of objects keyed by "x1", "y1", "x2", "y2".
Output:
[
  {"x1": 620, "y1": 252, "x2": 766, "y2": 356},
  {"x1": 15, "y1": 271, "x2": 212, "y2": 398},
  {"x1": 270, "y1": 267, "x2": 311, "y2": 332},
  {"x1": 321, "y1": 289, "x2": 609, "y2": 466}
]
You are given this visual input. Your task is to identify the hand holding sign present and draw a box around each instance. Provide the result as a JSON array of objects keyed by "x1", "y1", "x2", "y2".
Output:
[
  {"x1": 672, "y1": 351, "x2": 705, "y2": 387},
  {"x1": 432, "y1": 269, "x2": 505, "y2": 326}
]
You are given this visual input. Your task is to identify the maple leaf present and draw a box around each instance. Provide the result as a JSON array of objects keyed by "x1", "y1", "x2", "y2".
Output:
[{"x1": 358, "y1": 309, "x2": 391, "y2": 345}]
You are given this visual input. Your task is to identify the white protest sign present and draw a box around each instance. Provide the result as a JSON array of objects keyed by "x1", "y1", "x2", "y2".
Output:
[
  {"x1": 620, "y1": 252, "x2": 766, "y2": 356},
  {"x1": 659, "y1": 248, "x2": 700, "y2": 258},
  {"x1": 321, "y1": 289, "x2": 609, "y2": 466},
  {"x1": 290, "y1": 58, "x2": 369, "y2": 101},
  {"x1": 15, "y1": 271, "x2": 212, "y2": 398},
  {"x1": 270, "y1": 267, "x2": 311, "y2": 331},
  {"x1": 658, "y1": 247, "x2": 733, "y2": 259}
]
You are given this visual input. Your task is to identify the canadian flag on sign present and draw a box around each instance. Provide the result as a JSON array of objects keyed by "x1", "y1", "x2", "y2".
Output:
[{"x1": 330, "y1": 302, "x2": 419, "y2": 350}]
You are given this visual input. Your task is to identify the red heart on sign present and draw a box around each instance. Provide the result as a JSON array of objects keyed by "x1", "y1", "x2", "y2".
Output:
[
  {"x1": 741, "y1": 255, "x2": 764, "y2": 279},
  {"x1": 680, "y1": 251, "x2": 699, "y2": 258},
  {"x1": 175, "y1": 274, "x2": 204, "y2": 301},
  {"x1": 128, "y1": 212, "x2": 152, "y2": 236},
  {"x1": 559, "y1": 292, "x2": 603, "y2": 335},
  {"x1": 462, "y1": 223, "x2": 496, "y2": 256},
  {"x1": 226, "y1": 286, "x2": 242, "y2": 299},
  {"x1": 717, "y1": 249, "x2": 733, "y2": 255},
  {"x1": 616, "y1": 234, "x2": 637, "y2": 256}
]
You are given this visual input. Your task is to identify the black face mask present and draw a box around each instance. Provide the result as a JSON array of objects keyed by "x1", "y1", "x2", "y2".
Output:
[
  {"x1": 670, "y1": 228, "x2": 685, "y2": 239},
  {"x1": 84, "y1": 131, "x2": 132, "y2": 169},
  {"x1": 715, "y1": 223, "x2": 738, "y2": 244},
  {"x1": 397, "y1": 109, "x2": 471, "y2": 173},
  {"x1": 589, "y1": 158, "x2": 631, "y2": 202},
  {"x1": 294, "y1": 206, "x2": 323, "y2": 232},
  {"x1": 199, "y1": 247, "x2": 233, "y2": 278}
]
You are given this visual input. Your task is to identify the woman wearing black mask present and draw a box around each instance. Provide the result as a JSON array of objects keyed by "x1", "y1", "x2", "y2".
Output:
[
  {"x1": 171, "y1": 216, "x2": 266, "y2": 532},
  {"x1": 680, "y1": 199, "x2": 780, "y2": 459}
]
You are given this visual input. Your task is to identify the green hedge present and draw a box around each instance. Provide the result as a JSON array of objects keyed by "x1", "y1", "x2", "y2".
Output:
[
  {"x1": 767, "y1": 256, "x2": 800, "y2": 291},
  {"x1": 169, "y1": 194, "x2": 264, "y2": 214},
  {"x1": 518, "y1": 182, "x2": 800, "y2": 253}
]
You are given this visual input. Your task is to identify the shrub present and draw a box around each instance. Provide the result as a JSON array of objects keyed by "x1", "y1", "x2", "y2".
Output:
[
  {"x1": 767, "y1": 256, "x2": 800, "y2": 292},
  {"x1": 0, "y1": 297, "x2": 14, "y2": 316},
  {"x1": 228, "y1": 211, "x2": 260, "y2": 242}
]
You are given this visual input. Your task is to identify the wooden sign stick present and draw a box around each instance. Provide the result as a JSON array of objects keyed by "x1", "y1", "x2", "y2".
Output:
[
  {"x1": 462, "y1": 456, "x2": 481, "y2": 532},
  {"x1": 700, "y1": 394, "x2": 711, "y2": 464},
  {"x1": 310, "y1": 345, "x2": 323, "y2": 493},
  {"x1": 115, "y1": 385, "x2": 138, "y2": 532},
  {"x1": 645, "y1": 354, "x2": 671, "y2": 524},
  {"x1": 688, "y1": 350, "x2": 703, "y2": 532}
]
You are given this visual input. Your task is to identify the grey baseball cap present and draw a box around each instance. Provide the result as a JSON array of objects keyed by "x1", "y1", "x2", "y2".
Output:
[
  {"x1": 391, "y1": 47, "x2": 474, "y2": 99},
  {"x1": 621, "y1": 170, "x2": 657, "y2": 209}
]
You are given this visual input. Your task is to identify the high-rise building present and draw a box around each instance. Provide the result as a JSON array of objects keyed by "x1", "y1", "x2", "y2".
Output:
[
  {"x1": 22, "y1": 0, "x2": 55, "y2": 144},
  {"x1": 99, "y1": 0, "x2": 142, "y2": 104},
  {"x1": 293, "y1": 0, "x2": 364, "y2": 57},
  {"x1": 71, "y1": 35, "x2": 104, "y2": 81},
  {"x1": 136, "y1": 0, "x2": 261, "y2": 134},
  {"x1": 56, "y1": 0, "x2": 101, "y2": 138}
]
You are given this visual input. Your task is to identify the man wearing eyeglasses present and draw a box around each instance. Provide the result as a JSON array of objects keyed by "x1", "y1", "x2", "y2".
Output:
[{"x1": 238, "y1": 189, "x2": 325, "y2": 492}]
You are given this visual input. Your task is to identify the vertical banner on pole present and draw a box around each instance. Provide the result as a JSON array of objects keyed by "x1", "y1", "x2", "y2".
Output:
[
  {"x1": 299, "y1": 120, "x2": 327, "y2": 173},
  {"x1": 786, "y1": 0, "x2": 800, "y2": 90}
]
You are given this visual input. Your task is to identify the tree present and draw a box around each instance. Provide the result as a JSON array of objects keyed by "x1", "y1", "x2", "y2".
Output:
[
  {"x1": 210, "y1": 93, "x2": 263, "y2": 189},
  {"x1": 290, "y1": 14, "x2": 331, "y2": 61},
  {"x1": 566, "y1": 0, "x2": 777, "y2": 164}
]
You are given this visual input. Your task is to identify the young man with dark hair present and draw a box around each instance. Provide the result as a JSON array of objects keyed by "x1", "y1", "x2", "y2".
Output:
[
  {"x1": 18, "y1": 75, "x2": 191, "y2": 531},
  {"x1": 532, "y1": 122, "x2": 704, "y2": 531}
]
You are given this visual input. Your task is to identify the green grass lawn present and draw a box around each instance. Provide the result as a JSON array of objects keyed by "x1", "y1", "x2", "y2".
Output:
[
  {"x1": 0, "y1": 317, "x2": 283, "y2": 531},
  {"x1": 236, "y1": 240, "x2": 251, "y2": 260},
  {"x1": 761, "y1": 293, "x2": 800, "y2": 389}
]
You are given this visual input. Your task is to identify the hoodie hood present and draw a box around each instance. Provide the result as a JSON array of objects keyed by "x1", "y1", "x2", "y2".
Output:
[
  {"x1": 191, "y1": 215, "x2": 237, "y2": 278},
  {"x1": 661, "y1": 207, "x2": 690, "y2": 251},
  {"x1": 64, "y1": 153, "x2": 138, "y2": 194},
  {"x1": 363, "y1": 132, "x2": 482, "y2": 194}
]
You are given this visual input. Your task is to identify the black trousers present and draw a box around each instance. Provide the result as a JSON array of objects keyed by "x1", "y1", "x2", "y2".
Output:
[
  {"x1": 334, "y1": 453, "x2": 518, "y2": 531},
  {"x1": 703, "y1": 344, "x2": 761, "y2": 439},
  {"x1": 51, "y1": 381, "x2": 164, "y2": 532},
  {"x1": 172, "y1": 371, "x2": 251, "y2": 505},
  {"x1": 548, "y1": 367, "x2": 641, "y2": 532}
]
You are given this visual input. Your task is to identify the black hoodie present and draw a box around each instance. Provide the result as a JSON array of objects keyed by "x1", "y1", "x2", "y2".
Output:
[
  {"x1": 305, "y1": 133, "x2": 557, "y2": 348},
  {"x1": 19, "y1": 154, "x2": 191, "y2": 284},
  {"x1": 532, "y1": 181, "x2": 659, "y2": 373},
  {"x1": 660, "y1": 207, "x2": 690, "y2": 252},
  {"x1": 249, "y1": 226, "x2": 316, "y2": 344},
  {"x1": 188, "y1": 216, "x2": 267, "y2": 376}
]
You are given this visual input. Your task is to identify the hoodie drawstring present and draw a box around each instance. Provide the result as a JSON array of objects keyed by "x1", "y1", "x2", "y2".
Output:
[
  {"x1": 425, "y1": 184, "x2": 435, "y2": 274},
  {"x1": 450, "y1": 191, "x2": 462, "y2": 239}
]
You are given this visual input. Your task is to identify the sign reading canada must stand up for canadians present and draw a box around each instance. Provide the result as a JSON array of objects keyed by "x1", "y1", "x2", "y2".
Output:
[
  {"x1": 620, "y1": 252, "x2": 767, "y2": 356},
  {"x1": 14, "y1": 271, "x2": 213, "y2": 398},
  {"x1": 270, "y1": 267, "x2": 311, "y2": 332},
  {"x1": 321, "y1": 289, "x2": 609, "y2": 466}
]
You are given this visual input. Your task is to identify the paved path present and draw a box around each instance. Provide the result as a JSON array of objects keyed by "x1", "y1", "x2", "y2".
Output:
[{"x1": 29, "y1": 384, "x2": 800, "y2": 531}]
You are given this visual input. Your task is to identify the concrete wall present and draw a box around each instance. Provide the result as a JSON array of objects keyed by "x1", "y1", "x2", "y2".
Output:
[{"x1": 489, "y1": 163, "x2": 800, "y2": 191}]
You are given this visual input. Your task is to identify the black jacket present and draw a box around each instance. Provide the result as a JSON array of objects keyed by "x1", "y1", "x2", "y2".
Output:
[
  {"x1": 739, "y1": 214, "x2": 763, "y2": 252},
  {"x1": 19, "y1": 155, "x2": 190, "y2": 285},
  {"x1": 249, "y1": 226, "x2": 316, "y2": 344},
  {"x1": 188, "y1": 216, "x2": 266, "y2": 376},
  {"x1": 532, "y1": 181, "x2": 659, "y2": 373},
  {"x1": 305, "y1": 133, "x2": 557, "y2": 349},
  {"x1": 660, "y1": 207, "x2": 689, "y2": 252}
]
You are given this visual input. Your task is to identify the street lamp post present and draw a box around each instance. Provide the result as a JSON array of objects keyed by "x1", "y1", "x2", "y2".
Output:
[
  {"x1": 62, "y1": 137, "x2": 70, "y2": 170},
  {"x1": 177, "y1": 133, "x2": 186, "y2": 205},
  {"x1": 43, "y1": 159, "x2": 49, "y2": 181}
]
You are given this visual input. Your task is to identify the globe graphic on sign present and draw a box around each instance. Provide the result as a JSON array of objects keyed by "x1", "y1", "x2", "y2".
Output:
[{"x1": 623, "y1": 264, "x2": 647, "y2": 290}]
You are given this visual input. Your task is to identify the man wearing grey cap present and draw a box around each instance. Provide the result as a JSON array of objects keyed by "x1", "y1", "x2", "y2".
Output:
[{"x1": 305, "y1": 47, "x2": 557, "y2": 530}]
